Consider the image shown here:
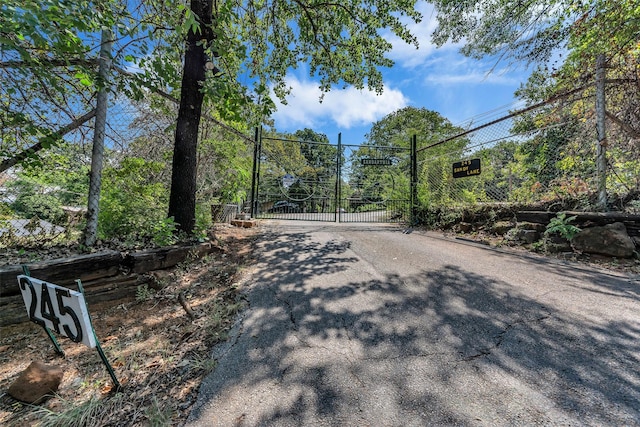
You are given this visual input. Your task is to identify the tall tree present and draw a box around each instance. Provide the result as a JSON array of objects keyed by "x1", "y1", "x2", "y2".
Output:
[
  {"x1": 165, "y1": 0, "x2": 423, "y2": 233},
  {"x1": 2, "y1": 0, "x2": 424, "y2": 235},
  {"x1": 366, "y1": 106, "x2": 461, "y2": 148},
  {"x1": 167, "y1": 0, "x2": 214, "y2": 233},
  {"x1": 361, "y1": 107, "x2": 468, "y2": 205},
  {"x1": 430, "y1": 0, "x2": 640, "y2": 203},
  {"x1": 430, "y1": 0, "x2": 637, "y2": 66},
  {"x1": 293, "y1": 128, "x2": 337, "y2": 212},
  {"x1": 0, "y1": 0, "x2": 116, "y2": 167},
  {"x1": 430, "y1": 0, "x2": 639, "y2": 129}
]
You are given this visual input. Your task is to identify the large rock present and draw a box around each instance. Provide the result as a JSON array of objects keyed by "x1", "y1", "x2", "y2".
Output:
[
  {"x1": 491, "y1": 221, "x2": 514, "y2": 235},
  {"x1": 7, "y1": 361, "x2": 64, "y2": 404},
  {"x1": 545, "y1": 235, "x2": 572, "y2": 253},
  {"x1": 571, "y1": 222, "x2": 636, "y2": 258}
]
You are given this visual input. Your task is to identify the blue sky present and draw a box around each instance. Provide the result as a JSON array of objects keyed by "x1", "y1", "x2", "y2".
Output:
[{"x1": 270, "y1": 2, "x2": 533, "y2": 145}]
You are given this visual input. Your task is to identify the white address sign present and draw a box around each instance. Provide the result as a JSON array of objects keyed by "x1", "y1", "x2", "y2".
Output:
[{"x1": 17, "y1": 275, "x2": 96, "y2": 348}]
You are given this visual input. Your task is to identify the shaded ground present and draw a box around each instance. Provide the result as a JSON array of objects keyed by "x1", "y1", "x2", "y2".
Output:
[
  {"x1": 187, "y1": 222, "x2": 640, "y2": 426},
  {"x1": 0, "y1": 224, "x2": 259, "y2": 426},
  {"x1": 2, "y1": 220, "x2": 638, "y2": 426},
  {"x1": 441, "y1": 227, "x2": 640, "y2": 275}
]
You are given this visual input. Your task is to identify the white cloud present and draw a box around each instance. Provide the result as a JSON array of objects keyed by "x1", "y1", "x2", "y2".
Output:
[
  {"x1": 415, "y1": 51, "x2": 526, "y2": 87},
  {"x1": 271, "y1": 76, "x2": 408, "y2": 130},
  {"x1": 425, "y1": 68, "x2": 522, "y2": 86},
  {"x1": 384, "y1": 2, "x2": 460, "y2": 69}
]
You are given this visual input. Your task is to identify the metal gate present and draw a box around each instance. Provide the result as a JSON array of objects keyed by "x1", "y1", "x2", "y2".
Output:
[{"x1": 251, "y1": 131, "x2": 416, "y2": 223}]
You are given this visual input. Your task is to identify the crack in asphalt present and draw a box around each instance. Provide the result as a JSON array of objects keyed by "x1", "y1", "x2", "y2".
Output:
[
  {"x1": 340, "y1": 316, "x2": 367, "y2": 388},
  {"x1": 269, "y1": 287, "x2": 349, "y2": 354},
  {"x1": 268, "y1": 287, "x2": 299, "y2": 331},
  {"x1": 462, "y1": 314, "x2": 551, "y2": 361}
]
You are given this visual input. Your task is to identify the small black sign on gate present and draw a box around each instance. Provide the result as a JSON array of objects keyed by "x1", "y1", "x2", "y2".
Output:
[
  {"x1": 361, "y1": 158, "x2": 392, "y2": 166},
  {"x1": 452, "y1": 158, "x2": 481, "y2": 178}
]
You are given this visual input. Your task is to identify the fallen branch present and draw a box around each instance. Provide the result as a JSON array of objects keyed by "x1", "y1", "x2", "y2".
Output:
[{"x1": 178, "y1": 291, "x2": 196, "y2": 319}]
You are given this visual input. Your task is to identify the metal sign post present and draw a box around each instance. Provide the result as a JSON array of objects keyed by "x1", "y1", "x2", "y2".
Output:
[
  {"x1": 17, "y1": 268, "x2": 122, "y2": 391},
  {"x1": 75, "y1": 279, "x2": 121, "y2": 391}
]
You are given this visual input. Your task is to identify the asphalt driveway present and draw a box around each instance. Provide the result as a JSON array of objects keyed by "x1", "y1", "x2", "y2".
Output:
[{"x1": 186, "y1": 221, "x2": 640, "y2": 426}]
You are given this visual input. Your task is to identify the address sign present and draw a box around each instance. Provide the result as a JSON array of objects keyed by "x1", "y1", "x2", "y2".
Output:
[
  {"x1": 17, "y1": 275, "x2": 96, "y2": 348},
  {"x1": 452, "y1": 158, "x2": 481, "y2": 178}
]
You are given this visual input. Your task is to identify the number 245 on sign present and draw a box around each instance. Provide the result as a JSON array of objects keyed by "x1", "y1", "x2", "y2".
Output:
[{"x1": 17, "y1": 275, "x2": 96, "y2": 348}]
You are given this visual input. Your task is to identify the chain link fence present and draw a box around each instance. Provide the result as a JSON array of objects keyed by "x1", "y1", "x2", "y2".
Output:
[
  {"x1": 415, "y1": 82, "x2": 640, "y2": 221},
  {"x1": 1, "y1": 100, "x2": 160, "y2": 249},
  {"x1": 3, "y1": 76, "x2": 639, "y2": 249},
  {"x1": 1, "y1": 95, "x2": 252, "y2": 252}
]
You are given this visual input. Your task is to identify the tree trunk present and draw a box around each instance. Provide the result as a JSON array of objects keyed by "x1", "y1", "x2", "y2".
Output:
[{"x1": 168, "y1": 0, "x2": 214, "y2": 234}]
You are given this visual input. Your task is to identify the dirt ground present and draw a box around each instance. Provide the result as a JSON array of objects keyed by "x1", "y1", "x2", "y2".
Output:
[
  {"x1": 0, "y1": 224, "x2": 260, "y2": 427},
  {"x1": 1, "y1": 221, "x2": 636, "y2": 426}
]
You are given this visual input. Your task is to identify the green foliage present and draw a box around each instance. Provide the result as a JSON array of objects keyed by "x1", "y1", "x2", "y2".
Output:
[
  {"x1": 151, "y1": 217, "x2": 179, "y2": 247},
  {"x1": 98, "y1": 157, "x2": 170, "y2": 242},
  {"x1": 259, "y1": 132, "x2": 337, "y2": 210},
  {"x1": 361, "y1": 107, "x2": 469, "y2": 208},
  {"x1": 367, "y1": 107, "x2": 459, "y2": 148},
  {"x1": 0, "y1": 202, "x2": 12, "y2": 219},
  {"x1": 11, "y1": 193, "x2": 65, "y2": 224},
  {"x1": 145, "y1": 397, "x2": 173, "y2": 426},
  {"x1": 0, "y1": 1, "x2": 122, "y2": 170},
  {"x1": 4, "y1": 143, "x2": 90, "y2": 225},
  {"x1": 628, "y1": 200, "x2": 640, "y2": 214},
  {"x1": 430, "y1": 0, "x2": 640, "y2": 186},
  {"x1": 25, "y1": 394, "x2": 114, "y2": 427},
  {"x1": 545, "y1": 213, "x2": 581, "y2": 240},
  {"x1": 0, "y1": 217, "x2": 71, "y2": 248},
  {"x1": 430, "y1": 0, "x2": 638, "y2": 67},
  {"x1": 193, "y1": 203, "x2": 213, "y2": 241},
  {"x1": 355, "y1": 203, "x2": 383, "y2": 213},
  {"x1": 3, "y1": 0, "x2": 426, "y2": 236},
  {"x1": 415, "y1": 205, "x2": 465, "y2": 229},
  {"x1": 136, "y1": 284, "x2": 155, "y2": 302},
  {"x1": 197, "y1": 128, "x2": 253, "y2": 205}
]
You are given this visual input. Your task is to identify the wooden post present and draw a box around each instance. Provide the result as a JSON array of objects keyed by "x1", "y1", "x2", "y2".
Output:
[{"x1": 85, "y1": 29, "x2": 113, "y2": 246}]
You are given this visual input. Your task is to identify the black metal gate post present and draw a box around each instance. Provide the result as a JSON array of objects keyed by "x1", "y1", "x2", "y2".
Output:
[
  {"x1": 411, "y1": 134, "x2": 418, "y2": 225},
  {"x1": 250, "y1": 127, "x2": 259, "y2": 217},
  {"x1": 336, "y1": 133, "x2": 342, "y2": 222}
]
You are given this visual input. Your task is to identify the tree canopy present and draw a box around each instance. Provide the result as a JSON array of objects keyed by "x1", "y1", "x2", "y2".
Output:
[
  {"x1": 430, "y1": 0, "x2": 640, "y2": 190},
  {"x1": 430, "y1": 0, "x2": 639, "y2": 67},
  {"x1": 2, "y1": 0, "x2": 425, "y2": 233}
]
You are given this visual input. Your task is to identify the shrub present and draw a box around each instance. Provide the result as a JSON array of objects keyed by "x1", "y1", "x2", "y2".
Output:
[
  {"x1": 11, "y1": 193, "x2": 66, "y2": 224},
  {"x1": 98, "y1": 157, "x2": 169, "y2": 242},
  {"x1": 544, "y1": 212, "x2": 581, "y2": 240}
]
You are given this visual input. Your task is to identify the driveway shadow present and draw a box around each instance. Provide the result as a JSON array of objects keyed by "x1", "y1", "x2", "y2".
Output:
[{"x1": 187, "y1": 228, "x2": 640, "y2": 426}]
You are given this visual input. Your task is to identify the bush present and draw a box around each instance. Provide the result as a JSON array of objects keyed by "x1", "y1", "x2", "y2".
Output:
[
  {"x1": 11, "y1": 193, "x2": 66, "y2": 224},
  {"x1": 355, "y1": 202, "x2": 383, "y2": 213},
  {"x1": 0, "y1": 202, "x2": 13, "y2": 219},
  {"x1": 98, "y1": 158, "x2": 169, "y2": 242},
  {"x1": 544, "y1": 212, "x2": 581, "y2": 240}
]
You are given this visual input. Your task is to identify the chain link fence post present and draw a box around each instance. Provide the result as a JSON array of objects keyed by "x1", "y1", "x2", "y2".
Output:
[
  {"x1": 595, "y1": 53, "x2": 608, "y2": 211},
  {"x1": 84, "y1": 29, "x2": 113, "y2": 247}
]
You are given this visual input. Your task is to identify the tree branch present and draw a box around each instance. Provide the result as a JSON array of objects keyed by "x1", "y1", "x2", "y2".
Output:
[
  {"x1": 0, "y1": 109, "x2": 96, "y2": 173},
  {"x1": 0, "y1": 58, "x2": 97, "y2": 69},
  {"x1": 111, "y1": 64, "x2": 252, "y2": 144},
  {"x1": 606, "y1": 111, "x2": 640, "y2": 139}
]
